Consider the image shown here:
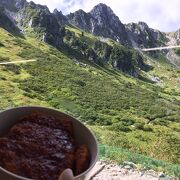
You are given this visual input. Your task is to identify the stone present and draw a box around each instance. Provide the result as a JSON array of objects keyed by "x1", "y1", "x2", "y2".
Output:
[
  {"x1": 158, "y1": 172, "x2": 166, "y2": 178},
  {"x1": 123, "y1": 165, "x2": 132, "y2": 170},
  {"x1": 123, "y1": 161, "x2": 137, "y2": 169}
]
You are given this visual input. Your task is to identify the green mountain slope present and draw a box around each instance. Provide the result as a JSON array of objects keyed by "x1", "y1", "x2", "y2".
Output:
[{"x1": 0, "y1": 27, "x2": 180, "y2": 176}]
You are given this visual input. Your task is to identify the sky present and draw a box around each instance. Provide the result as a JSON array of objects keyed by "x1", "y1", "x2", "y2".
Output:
[{"x1": 27, "y1": 0, "x2": 180, "y2": 32}]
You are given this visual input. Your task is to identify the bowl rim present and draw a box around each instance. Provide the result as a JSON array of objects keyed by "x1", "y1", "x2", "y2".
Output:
[{"x1": 0, "y1": 106, "x2": 99, "y2": 180}]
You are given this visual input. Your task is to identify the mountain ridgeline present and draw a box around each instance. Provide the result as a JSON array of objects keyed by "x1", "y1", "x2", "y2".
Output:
[
  {"x1": 67, "y1": 4, "x2": 130, "y2": 46},
  {"x1": 0, "y1": 0, "x2": 179, "y2": 76}
]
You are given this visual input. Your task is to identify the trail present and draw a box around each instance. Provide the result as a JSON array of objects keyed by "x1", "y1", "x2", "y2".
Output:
[
  {"x1": 135, "y1": 41, "x2": 180, "y2": 68},
  {"x1": 0, "y1": 59, "x2": 37, "y2": 65},
  {"x1": 137, "y1": 45, "x2": 180, "y2": 52}
]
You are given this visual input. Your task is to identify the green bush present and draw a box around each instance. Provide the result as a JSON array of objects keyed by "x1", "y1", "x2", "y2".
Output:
[
  {"x1": 0, "y1": 42, "x2": 5, "y2": 47},
  {"x1": 3, "y1": 64, "x2": 21, "y2": 74},
  {"x1": 0, "y1": 56, "x2": 9, "y2": 62},
  {"x1": 109, "y1": 122, "x2": 131, "y2": 132}
]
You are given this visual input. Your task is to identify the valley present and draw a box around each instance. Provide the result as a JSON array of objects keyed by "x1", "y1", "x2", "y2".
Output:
[{"x1": 0, "y1": 0, "x2": 179, "y2": 177}]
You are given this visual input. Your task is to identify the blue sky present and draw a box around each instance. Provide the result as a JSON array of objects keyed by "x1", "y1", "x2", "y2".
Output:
[{"x1": 28, "y1": 0, "x2": 180, "y2": 32}]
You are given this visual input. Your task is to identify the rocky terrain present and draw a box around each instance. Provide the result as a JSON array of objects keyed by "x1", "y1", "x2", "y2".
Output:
[
  {"x1": 67, "y1": 3, "x2": 130, "y2": 46},
  {"x1": 65, "y1": 3, "x2": 179, "y2": 49},
  {"x1": 86, "y1": 161, "x2": 177, "y2": 180},
  {"x1": 1, "y1": 0, "x2": 178, "y2": 69},
  {"x1": 0, "y1": 0, "x2": 64, "y2": 47},
  {"x1": 125, "y1": 22, "x2": 167, "y2": 48},
  {"x1": 0, "y1": 0, "x2": 179, "y2": 49}
]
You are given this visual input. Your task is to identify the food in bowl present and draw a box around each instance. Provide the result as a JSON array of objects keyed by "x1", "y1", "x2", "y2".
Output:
[{"x1": 0, "y1": 113, "x2": 90, "y2": 180}]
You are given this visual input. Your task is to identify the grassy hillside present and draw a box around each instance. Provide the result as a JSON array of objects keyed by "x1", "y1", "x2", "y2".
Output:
[{"x1": 0, "y1": 27, "x2": 179, "y2": 176}]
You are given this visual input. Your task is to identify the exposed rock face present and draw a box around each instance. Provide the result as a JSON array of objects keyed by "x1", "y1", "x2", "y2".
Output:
[
  {"x1": 20, "y1": 1, "x2": 64, "y2": 47},
  {"x1": 14, "y1": 0, "x2": 27, "y2": 10},
  {"x1": 0, "y1": 0, "x2": 64, "y2": 47},
  {"x1": 90, "y1": 4, "x2": 130, "y2": 46},
  {"x1": 0, "y1": 1, "x2": 177, "y2": 49},
  {"x1": 0, "y1": 6, "x2": 21, "y2": 35},
  {"x1": 176, "y1": 29, "x2": 180, "y2": 44},
  {"x1": 0, "y1": 0, "x2": 17, "y2": 11},
  {"x1": 125, "y1": 22, "x2": 167, "y2": 48},
  {"x1": 53, "y1": 9, "x2": 68, "y2": 26},
  {"x1": 0, "y1": 0, "x2": 26, "y2": 10},
  {"x1": 67, "y1": 9, "x2": 92, "y2": 32},
  {"x1": 67, "y1": 3, "x2": 130, "y2": 46},
  {"x1": 168, "y1": 29, "x2": 180, "y2": 45},
  {"x1": 66, "y1": 4, "x2": 171, "y2": 48}
]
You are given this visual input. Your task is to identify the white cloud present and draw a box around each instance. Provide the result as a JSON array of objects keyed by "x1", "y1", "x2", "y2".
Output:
[{"x1": 27, "y1": 0, "x2": 180, "y2": 32}]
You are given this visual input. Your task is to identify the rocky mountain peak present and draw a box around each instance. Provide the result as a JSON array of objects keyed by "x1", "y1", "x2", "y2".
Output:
[
  {"x1": 125, "y1": 22, "x2": 167, "y2": 48},
  {"x1": 137, "y1": 21, "x2": 149, "y2": 29},
  {"x1": 53, "y1": 8, "x2": 60, "y2": 14},
  {"x1": 126, "y1": 21, "x2": 150, "y2": 33},
  {"x1": 68, "y1": 9, "x2": 89, "y2": 20},
  {"x1": 66, "y1": 9, "x2": 92, "y2": 32},
  {"x1": 28, "y1": 1, "x2": 49, "y2": 12},
  {"x1": 53, "y1": 8, "x2": 68, "y2": 25},
  {"x1": 90, "y1": 3, "x2": 121, "y2": 29},
  {"x1": 90, "y1": 3, "x2": 114, "y2": 17},
  {"x1": 67, "y1": 3, "x2": 130, "y2": 45},
  {"x1": 90, "y1": 3, "x2": 130, "y2": 45},
  {"x1": 0, "y1": 1, "x2": 175, "y2": 50}
]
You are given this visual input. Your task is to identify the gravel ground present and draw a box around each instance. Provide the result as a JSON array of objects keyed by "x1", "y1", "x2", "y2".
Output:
[{"x1": 85, "y1": 161, "x2": 177, "y2": 180}]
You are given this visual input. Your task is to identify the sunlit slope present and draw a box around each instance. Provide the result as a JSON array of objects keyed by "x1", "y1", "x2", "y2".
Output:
[{"x1": 0, "y1": 27, "x2": 179, "y2": 168}]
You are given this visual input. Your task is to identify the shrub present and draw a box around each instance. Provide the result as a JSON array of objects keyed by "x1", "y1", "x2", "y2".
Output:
[
  {"x1": 134, "y1": 123, "x2": 144, "y2": 130},
  {"x1": 109, "y1": 122, "x2": 131, "y2": 132},
  {"x1": 0, "y1": 42, "x2": 5, "y2": 47},
  {"x1": 3, "y1": 64, "x2": 21, "y2": 74}
]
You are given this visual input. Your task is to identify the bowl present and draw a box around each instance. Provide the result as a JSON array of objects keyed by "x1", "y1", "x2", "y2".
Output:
[{"x1": 0, "y1": 106, "x2": 98, "y2": 180}]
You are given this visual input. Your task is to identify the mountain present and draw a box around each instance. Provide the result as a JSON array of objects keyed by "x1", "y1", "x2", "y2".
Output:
[
  {"x1": 0, "y1": 1, "x2": 179, "y2": 53},
  {"x1": 53, "y1": 8, "x2": 68, "y2": 26},
  {"x1": 64, "y1": 3, "x2": 179, "y2": 70},
  {"x1": 0, "y1": 0, "x2": 64, "y2": 47},
  {"x1": 66, "y1": 3, "x2": 172, "y2": 49},
  {"x1": 0, "y1": 6, "x2": 21, "y2": 35},
  {"x1": 0, "y1": 0, "x2": 152, "y2": 76},
  {"x1": 0, "y1": 1, "x2": 180, "y2": 177},
  {"x1": 66, "y1": 9, "x2": 92, "y2": 33},
  {"x1": 67, "y1": 3, "x2": 131, "y2": 46},
  {"x1": 0, "y1": 0, "x2": 23, "y2": 11},
  {"x1": 0, "y1": 1, "x2": 179, "y2": 50},
  {"x1": 0, "y1": 26, "x2": 179, "y2": 176},
  {"x1": 125, "y1": 21, "x2": 167, "y2": 48}
]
